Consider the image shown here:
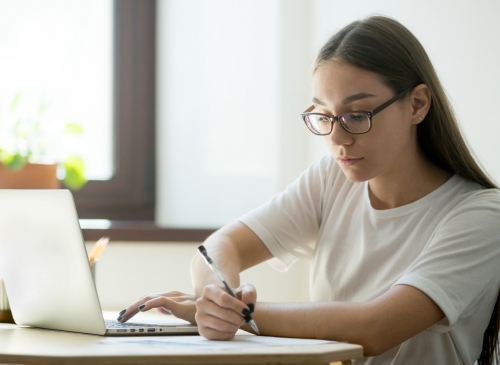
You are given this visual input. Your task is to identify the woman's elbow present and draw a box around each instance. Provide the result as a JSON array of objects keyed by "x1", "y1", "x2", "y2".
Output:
[
  {"x1": 356, "y1": 318, "x2": 397, "y2": 357},
  {"x1": 359, "y1": 338, "x2": 387, "y2": 357}
]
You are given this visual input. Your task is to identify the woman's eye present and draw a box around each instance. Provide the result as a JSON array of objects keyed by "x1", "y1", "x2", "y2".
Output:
[{"x1": 343, "y1": 113, "x2": 367, "y2": 123}]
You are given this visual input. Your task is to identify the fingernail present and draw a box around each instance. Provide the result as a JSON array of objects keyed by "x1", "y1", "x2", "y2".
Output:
[
  {"x1": 242, "y1": 308, "x2": 251, "y2": 317},
  {"x1": 138, "y1": 304, "x2": 145, "y2": 310},
  {"x1": 119, "y1": 309, "x2": 126, "y2": 316},
  {"x1": 117, "y1": 316, "x2": 122, "y2": 321},
  {"x1": 248, "y1": 303, "x2": 254, "y2": 313}
]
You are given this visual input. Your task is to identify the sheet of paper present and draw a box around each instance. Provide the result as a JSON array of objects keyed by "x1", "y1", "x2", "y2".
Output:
[{"x1": 97, "y1": 334, "x2": 335, "y2": 351}]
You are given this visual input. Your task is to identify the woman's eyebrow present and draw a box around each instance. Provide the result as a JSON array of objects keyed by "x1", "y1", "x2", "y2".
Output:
[
  {"x1": 342, "y1": 92, "x2": 376, "y2": 105},
  {"x1": 313, "y1": 92, "x2": 377, "y2": 107}
]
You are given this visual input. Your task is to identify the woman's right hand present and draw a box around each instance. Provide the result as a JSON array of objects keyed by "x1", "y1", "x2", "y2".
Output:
[
  {"x1": 117, "y1": 291, "x2": 197, "y2": 325},
  {"x1": 195, "y1": 283, "x2": 257, "y2": 340}
]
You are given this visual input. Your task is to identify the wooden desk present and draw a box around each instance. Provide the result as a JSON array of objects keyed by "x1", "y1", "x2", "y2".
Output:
[{"x1": 0, "y1": 323, "x2": 363, "y2": 365}]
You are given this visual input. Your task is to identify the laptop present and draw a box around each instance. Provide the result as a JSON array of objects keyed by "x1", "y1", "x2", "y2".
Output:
[{"x1": 0, "y1": 189, "x2": 198, "y2": 336}]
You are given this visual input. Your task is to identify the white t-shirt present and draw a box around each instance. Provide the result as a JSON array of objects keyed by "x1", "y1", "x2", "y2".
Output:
[{"x1": 238, "y1": 154, "x2": 500, "y2": 365}]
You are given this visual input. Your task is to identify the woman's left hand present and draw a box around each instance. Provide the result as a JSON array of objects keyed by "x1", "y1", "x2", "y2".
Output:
[{"x1": 117, "y1": 291, "x2": 197, "y2": 324}]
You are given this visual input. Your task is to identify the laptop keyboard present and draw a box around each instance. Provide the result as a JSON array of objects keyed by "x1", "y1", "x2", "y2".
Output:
[
  {"x1": 107, "y1": 320, "x2": 148, "y2": 328},
  {"x1": 105, "y1": 319, "x2": 177, "y2": 331}
]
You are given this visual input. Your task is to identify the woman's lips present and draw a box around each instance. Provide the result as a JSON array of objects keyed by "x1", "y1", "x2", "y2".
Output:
[{"x1": 337, "y1": 157, "x2": 363, "y2": 166}]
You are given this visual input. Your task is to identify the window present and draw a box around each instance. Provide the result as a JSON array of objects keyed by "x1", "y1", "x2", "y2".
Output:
[
  {"x1": 0, "y1": 0, "x2": 114, "y2": 182},
  {"x1": 0, "y1": 0, "x2": 156, "y2": 222},
  {"x1": 76, "y1": 1, "x2": 215, "y2": 241},
  {"x1": 73, "y1": 0, "x2": 156, "y2": 221}
]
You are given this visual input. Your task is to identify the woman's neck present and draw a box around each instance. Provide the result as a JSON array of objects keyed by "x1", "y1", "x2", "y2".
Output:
[{"x1": 367, "y1": 151, "x2": 453, "y2": 210}]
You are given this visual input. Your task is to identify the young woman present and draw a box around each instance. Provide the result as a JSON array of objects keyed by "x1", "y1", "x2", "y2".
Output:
[{"x1": 119, "y1": 16, "x2": 500, "y2": 365}]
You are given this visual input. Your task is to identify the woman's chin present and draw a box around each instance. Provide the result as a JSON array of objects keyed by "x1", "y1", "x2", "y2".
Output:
[{"x1": 339, "y1": 166, "x2": 371, "y2": 183}]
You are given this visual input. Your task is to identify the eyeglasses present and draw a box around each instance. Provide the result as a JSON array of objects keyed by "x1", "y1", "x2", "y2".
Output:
[{"x1": 301, "y1": 88, "x2": 412, "y2": 135}]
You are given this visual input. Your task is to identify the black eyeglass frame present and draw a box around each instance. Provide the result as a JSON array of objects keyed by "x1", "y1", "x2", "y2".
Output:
[{"x1": 301, "y1": 87, "x2": 413, "y2": 135}]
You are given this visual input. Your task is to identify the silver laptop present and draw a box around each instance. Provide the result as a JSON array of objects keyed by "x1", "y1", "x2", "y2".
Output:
[{"x1": 0, "y1": 189, "x2": 198, "y2": 336}]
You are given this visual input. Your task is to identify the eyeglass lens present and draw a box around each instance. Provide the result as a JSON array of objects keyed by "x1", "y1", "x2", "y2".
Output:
[{"x1": 305, "y1": 113, "x2": 370, "y2": 134}]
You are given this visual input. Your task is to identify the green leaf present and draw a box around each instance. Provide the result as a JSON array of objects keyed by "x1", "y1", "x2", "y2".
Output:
[
  {"x1": 9, "y1": 93, "x2": 21, "y2": 112},
  {"x1": 3, "y1": 153, "x2": 27, "y2": 171},
  {"x1": 62, "y1": 156, "x2": 87, "y2": 190},
  {"x1": 64, "y1": 122, "x2": 84, "y2": 135}
]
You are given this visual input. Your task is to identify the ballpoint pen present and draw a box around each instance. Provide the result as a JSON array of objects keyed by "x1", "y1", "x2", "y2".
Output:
[{"x1": 197, "y1": 245, "x2": 260, "y2": 335}]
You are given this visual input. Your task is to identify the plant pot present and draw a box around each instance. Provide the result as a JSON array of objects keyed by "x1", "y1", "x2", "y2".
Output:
[
  {"x1": 0, "y1": 279, "x2": 14, "y2": 324},
  {"x1": 0, "y1": 163, "x2": 60, "y2": 189},
  {"x1": 0, "y1": 311, "x2": 14, "y2": 323}
]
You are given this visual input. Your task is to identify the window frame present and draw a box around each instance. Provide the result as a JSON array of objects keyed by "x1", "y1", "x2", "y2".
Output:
[
  {"x1": 72, "y1": 0, "x2": 156, "y2": 221},
  {"x1": 73, "y1": 0, "x2": 217, "y2": 241}
]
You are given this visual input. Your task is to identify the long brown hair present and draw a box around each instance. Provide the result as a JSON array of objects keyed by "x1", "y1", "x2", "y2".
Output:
[{"x1": 315, "y1": 16, "x2": 499, "y2": 364}]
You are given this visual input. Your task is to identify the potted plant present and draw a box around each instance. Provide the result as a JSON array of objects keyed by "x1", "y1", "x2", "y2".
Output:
[{"x1": 0, "y1": 93, "x2": 87, "y2": 190}]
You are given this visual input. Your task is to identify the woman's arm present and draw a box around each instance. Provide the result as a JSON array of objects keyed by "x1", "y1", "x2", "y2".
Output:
[
  {"x1": 199, "y1": 282, "x2": 444, "y2": 356},
  {"x1": 190, "y1": 220, "x2": 273, "y2": 297},
  {"x1": 190, "y1": 221, "x2": 278, "y2": 339},
  {"x1": 242, "y1": 285, "x2": 444, "y2": 356}
]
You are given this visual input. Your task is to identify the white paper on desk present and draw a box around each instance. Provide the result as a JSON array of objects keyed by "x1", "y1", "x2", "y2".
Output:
[{"x1": 97, "y1": 335, "x2": 335, "y2": 351}]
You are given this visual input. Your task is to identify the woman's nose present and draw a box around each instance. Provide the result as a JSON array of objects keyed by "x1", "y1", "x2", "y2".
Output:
[{"x1": 328, "y1": 120, "x2": 354, "y2": 146}]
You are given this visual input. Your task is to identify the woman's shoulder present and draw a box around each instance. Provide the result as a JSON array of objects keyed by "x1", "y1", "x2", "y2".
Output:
[
  {"x1": 456, "y1": 187, "x2": 500, "y2": 209},
  {"x1": 437, "y1": 183, "x2": 500, "y2": 232},
  {"x1": 440, "y1": 174, "x2": 500, "y2": 205},
  {"x1": 451, "y1": 173, "x2": 500, "y2": 204}
]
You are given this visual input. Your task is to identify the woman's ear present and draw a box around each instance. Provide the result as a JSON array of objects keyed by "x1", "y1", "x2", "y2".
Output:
[{"x1": 410, "y1": 84, "x2": 431, "y2": 125}]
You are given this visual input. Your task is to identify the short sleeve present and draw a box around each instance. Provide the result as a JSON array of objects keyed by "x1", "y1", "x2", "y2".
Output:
[
  {"x1": 394, "y1": 189, "x2": 500, "y2": 331},
  {"x1": 238, "y1": 155, "x2": 336, "y2": 271}
]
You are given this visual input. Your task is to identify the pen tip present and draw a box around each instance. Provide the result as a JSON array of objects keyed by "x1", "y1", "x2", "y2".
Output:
[
  {"x1": 198, "y1": 245, "x2": 206, "y2": 253},
  {"x1": 250, "y1": 320, "x2": 260, "y2": 335}
]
